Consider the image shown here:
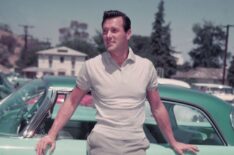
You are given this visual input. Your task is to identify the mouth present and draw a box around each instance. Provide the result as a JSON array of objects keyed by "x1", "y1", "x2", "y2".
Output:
[{"x1": 106, "y1": 41, "x2": 114, "y2": 47}]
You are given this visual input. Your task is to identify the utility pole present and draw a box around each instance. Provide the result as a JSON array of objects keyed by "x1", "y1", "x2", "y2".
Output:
[
  {"x1": 44, "y1": 37, "x2": 51, "y2": 49},
  {"x1": 19, "y1": 25, "x2": 34, "y2": 52},
  {"x1": 222, "y1": 24, "x2": 234, "y2": 85},
  {"x1": 18, "y1": 24, "x2": 34, "y2": 69}
]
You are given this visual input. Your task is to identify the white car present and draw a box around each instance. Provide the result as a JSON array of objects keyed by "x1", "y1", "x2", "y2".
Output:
[
  {"x1": 192, "y1": 83, "x2": 234, "y2": 104},
  {"x1": 158, "y1": 78, "x2": 191, "y2": 88}
]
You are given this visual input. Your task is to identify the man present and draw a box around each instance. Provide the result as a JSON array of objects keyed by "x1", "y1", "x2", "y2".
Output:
[{"x1": 36, "y1": 10, "x2": 199, "y2": 155}]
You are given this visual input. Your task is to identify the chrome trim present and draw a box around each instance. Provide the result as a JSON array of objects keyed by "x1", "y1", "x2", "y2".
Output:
[
  {"x1": 230, "y1": 106, "x2": 234, "y2": 129},
  {"x1": 22, "y1": 90, "x2": 56, "y2": 138}
]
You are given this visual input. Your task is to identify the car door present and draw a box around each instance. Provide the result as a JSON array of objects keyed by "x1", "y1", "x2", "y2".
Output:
[
  {"x1": 0, "y1": 136, "x2": 87, "y2": 155},
  {"x1": 146, "y1": 100, "x2": 234, "y2": 155}
]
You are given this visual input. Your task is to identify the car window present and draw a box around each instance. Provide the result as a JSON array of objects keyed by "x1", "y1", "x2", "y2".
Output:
[
  {"x1": 144, "y1": 100, "x2": 224, "y2": 145},
  {"x1": 0, "y1": 79, "x2": 47, "y2": 135},
  {"x1": 172, "y1": 103, "x2": 223, "y2": 145},
  {"x1": 34, "y1": 103, "x2": 96, "y2": 140},
  {"x1": 55, "y1": 94, "x2": 67, "y2": 104}
]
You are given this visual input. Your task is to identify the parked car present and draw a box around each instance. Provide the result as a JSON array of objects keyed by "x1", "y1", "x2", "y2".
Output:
[
  {"x1": 158, "y1": 78, "x2": 191, "y2": 88},
  {"x1": 0, "y1": 76, "x2": 234, "y2": 155},
  {"x1": 192, "y1": 83, "x2": 234, "y2": 105}
]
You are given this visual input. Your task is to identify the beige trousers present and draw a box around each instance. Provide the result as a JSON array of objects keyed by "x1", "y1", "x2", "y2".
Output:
[{"x1": 87, "y1": 131, "x2": 150, "y2": 155}]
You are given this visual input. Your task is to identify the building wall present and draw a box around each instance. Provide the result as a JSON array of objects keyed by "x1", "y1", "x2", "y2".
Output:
[{"x1": 38, "y1": 54, "x2": 85, "y2": 77}]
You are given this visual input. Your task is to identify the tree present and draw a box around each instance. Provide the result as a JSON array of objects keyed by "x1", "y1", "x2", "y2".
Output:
[
  {"x1": 62, "y1": 38, "x2": 98, "y2": 58},
  {"x1": 59, "y1": 20, "x2": 89, "y2": 43},
  {"x1": 189, "y1": 21, "x2": 226, "y2": 68},
  {"x1": 177, "y1": 61, "x2": 192, "y2": 72},
  {"x1": 129, "y1": 35, "x2": 151, "y2": 58},
  {"x1": 0, "y1": 45, "x2": 12, "y2": 68},
  {"x1": 0, "y1": 29, "x2": 17, "y2": 68},
  {"x1": 59, "y1": 20, "x2": 98, "y2": 58},
  {"x1": 93, "y1": 30, "x2": 105, "y2": 54},
  {"x1": 0, "y1": 23, "x2": 12, "y2": 33},
  {"x1": 0, "y1": 35, "x2": 16, "y2": 53},
  {"x1": 17, "y1": 37, "x2": 51, "y2": 69},
  {"x1": 227, "y1": 56, "x2": 234, "y2": 87},
  {"x1": 150, "y1": 0, "x2": 177, "y2": 78}
]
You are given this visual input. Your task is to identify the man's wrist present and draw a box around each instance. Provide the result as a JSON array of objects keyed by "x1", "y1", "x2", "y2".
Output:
[{"x1": 47, "y1": 130, "x2": 57, "y2": 140}]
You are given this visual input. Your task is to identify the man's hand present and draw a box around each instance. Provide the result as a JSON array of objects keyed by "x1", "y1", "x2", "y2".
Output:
[
  {"x1": 36, "y1": 135, "x2": 56, "y2": 155},
  {"x1": 171, "y1": 141, "x2": 199, "y2": 155}
]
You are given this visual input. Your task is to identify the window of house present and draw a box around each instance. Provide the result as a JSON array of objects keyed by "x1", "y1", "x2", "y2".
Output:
[
  {"x1": 49, "y1": 56, "x2": 53, "y2": 68},
  {"x1": 58, "y1": 72, "x2": 65, "y2": 76},
  {"x1": 43, "y1": 72, "x2": 54, "y2": 76},
  {"x1": 71, "y1": 57, "x2": 75, "y2": 69},
  {"x1": 60, "y1": 56, "x2": 64, "y2": 63},
  {"x1": 71, "y1": 70, "x2": 75, "y2": 76}
]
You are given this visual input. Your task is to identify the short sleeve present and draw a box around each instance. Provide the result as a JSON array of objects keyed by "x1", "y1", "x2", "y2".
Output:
[
  {"x1": 76, "y1": 62, "x2": 92, "y2": 91},
  {"x1": 147, "y1": 62, "x2": 158, "y2": 91}
]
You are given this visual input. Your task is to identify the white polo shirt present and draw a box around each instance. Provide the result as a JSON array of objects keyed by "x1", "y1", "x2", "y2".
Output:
[{"x1": 76, "y1": 48, "x2": 158, "y2": 140}]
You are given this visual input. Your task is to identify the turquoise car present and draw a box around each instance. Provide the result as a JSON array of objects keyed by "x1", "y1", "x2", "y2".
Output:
[{"x1": 0, "y1": 76, "x2": 234, "y2": 155}]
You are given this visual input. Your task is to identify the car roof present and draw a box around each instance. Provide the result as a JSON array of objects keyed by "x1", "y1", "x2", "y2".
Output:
[
  {"x1": 158, "y1": 84, "x2": 231, "y2": 114},
  {"x1": 158, "y1": 84, "x2": 234, "y2": 144}
]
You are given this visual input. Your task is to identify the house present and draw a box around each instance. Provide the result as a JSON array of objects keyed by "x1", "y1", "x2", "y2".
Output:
[{"x1": 23, "y1": 46, "x2": 87, "y2": 78}]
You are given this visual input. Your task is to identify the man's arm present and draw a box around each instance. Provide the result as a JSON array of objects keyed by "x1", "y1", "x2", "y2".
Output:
[
  {"x1": 48, "y1": 86, "x2": 87, "y2": 138},
  {"x1": 36, "y1": 86, "x2": 87, "y2": 155},
  {"x1": 147, "y1": 88, "x2": 199, "y2": 155}
]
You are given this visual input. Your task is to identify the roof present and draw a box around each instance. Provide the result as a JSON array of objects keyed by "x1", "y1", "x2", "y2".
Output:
[{"x1": 37, "y1": 46, "x2": 87, "y2": 57}]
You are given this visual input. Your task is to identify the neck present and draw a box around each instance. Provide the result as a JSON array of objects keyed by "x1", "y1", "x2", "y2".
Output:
[{"x1": 109, "y1": 48, "x2": 129, "y2": 66}]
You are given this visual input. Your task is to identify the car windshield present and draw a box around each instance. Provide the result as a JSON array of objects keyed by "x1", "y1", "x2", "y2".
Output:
[
  {"x1": 1, "y1": 79, "x2": 46, "y2": 107},
  {"x1": 0, "y1": 79, "x2": 47, "y2": 134}
]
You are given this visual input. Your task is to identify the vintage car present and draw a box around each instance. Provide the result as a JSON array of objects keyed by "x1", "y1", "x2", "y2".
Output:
[{"x1": 0, "y1": 76, "x2": 234, "y2": 155}]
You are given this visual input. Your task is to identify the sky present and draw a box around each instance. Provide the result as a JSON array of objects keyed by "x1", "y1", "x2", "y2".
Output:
[{"x1": 0, "y1": 0, "x2": 234, "y2": 61}]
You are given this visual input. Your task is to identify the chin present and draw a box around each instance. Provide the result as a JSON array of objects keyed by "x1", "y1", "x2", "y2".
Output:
[{"x1": 107, "y1": 47, "x2": 116, "y2": 52}]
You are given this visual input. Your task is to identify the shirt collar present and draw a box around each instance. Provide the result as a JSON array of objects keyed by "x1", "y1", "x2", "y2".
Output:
[
  {"x1": 105, "y1": 47, "x2": 136, "y2": 62},
  {"x1": 127, "y1": 48, "x2": 136, "y2": 63},
  {"x1": 104, "y1": 47, "x2": 136, "y2": 69}
]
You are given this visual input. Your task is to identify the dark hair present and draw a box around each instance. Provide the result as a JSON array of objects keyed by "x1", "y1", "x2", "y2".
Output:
[{"x1": 102, "y1": 10, "x2": 131, "y2": 32}]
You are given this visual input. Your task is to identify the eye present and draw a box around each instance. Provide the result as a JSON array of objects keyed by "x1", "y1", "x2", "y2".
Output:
[
  {"x1": 111, "y1": 28, "x2": 118, "y2": 33},
  {"x1": 102, "y1": 29, "x2": 108, "y2": 35}
]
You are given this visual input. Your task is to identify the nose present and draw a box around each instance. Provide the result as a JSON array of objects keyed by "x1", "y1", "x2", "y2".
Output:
[{"x1": 106, "y1": 31, "x2": 112, "y2": 38}]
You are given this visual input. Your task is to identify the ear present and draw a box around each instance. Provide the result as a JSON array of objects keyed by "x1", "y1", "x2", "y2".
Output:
[{"x1": 126, "y1": 29, "x2": 132, "y2": 41}]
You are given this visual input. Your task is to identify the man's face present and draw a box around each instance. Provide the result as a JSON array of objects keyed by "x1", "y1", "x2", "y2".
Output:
[{"x1": 102, "y1": 17, "x2": 131, "y2": 52}]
